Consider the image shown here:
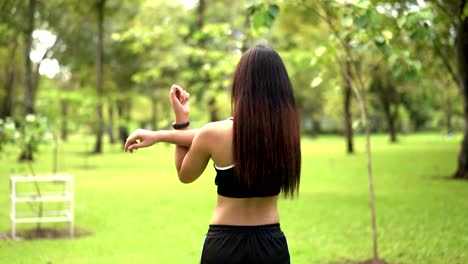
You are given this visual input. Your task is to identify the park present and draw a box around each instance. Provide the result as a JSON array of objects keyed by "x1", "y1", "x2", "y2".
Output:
[{"x1": 1, "y1": 0, "x2": 467, "y2": 263}]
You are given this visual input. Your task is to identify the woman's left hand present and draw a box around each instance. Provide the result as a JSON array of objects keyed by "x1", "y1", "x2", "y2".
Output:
[{"x1": 124, "y1": 129, "x2": 159, "y2": 153}]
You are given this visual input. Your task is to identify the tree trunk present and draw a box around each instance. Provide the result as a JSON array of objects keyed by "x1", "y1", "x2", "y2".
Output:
[
  {"x1": 1, "y1": 41, "x2": 18, "y2": 118},
  {"x1": 197, "y1": 0, "x2": 217, "y2": 122},
  {"x1": 208, "y1": 97, "x2": 219, "y2": 122},
  {"x1": 151, "y1": 96, "x2": 158, "y2": 130},
  {"x1": 7, "y1": 66, "x2": 17, "y2": 118},
  {"x1": 19, "y1": 0, "x2": 37, "y2": 162},
  {"x1": 362, "y1": 102, "x2": 379, "y2": 261},
  {"x1": 93, "y1": 0, "x2": 106, "y2": 154},
  {"x1": 343, "y1": 59, "x2": 354, "y2": 154},
  {"x1": 388, "y1": 114, "x2": 397, "y2": 143},
  {"x1": 454, "y1": 0, "x2": 468, "y2": 179},
  {"x1": 382, "y1": 97, "x2": 398, "y2": 143},
  {"x1": 446, "y1": 96, "x2": 453, "y2": 135},
  {"x1": 2, "y1": 64, "x2": 17, "y2": 118},
  {"x1": 197, "y1": 0, "x2": 206, "y2": 48},
  {"x1": 241, "y1": 9, "x2": 251, "y2": 53},
  {"x1": 60, "y1": 99, "x2": 68, "y2": 141},
  {"x1": 309, "y1": 117, "x2": 320, "y2": 138},
  {"x1": 107, "y1": 102, "x2": 116, "y2": 144},
  {"x1": 117, "y1": 99, "x2": 129, "y2": 146},
  {"x1": 197, "y1": 0, "x2": 205, "y2": 31},
  {"x1": 24, "y1": 0, "x2": 36, "y2": 116}
]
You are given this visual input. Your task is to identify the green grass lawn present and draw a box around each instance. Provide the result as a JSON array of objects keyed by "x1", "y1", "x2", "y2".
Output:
[{"x1": 0, "y1": 133, "x2": 467, "y2": 264}]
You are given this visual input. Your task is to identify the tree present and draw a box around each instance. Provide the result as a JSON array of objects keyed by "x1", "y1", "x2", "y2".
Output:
[
  {"x1": 302, "y1": 0, "x2": 393, "y2": 261},
  {"x1": 427, "y1": 0, "x2": 468, "y2": 179},
  {"x1": 0, "y1": 1, "x2": 24, "y2": 119},
  {"x1": 342, "y1": 41, "x2": 355, "y2": 151},
  {"x1": 24, "y1": 0, "x2": 36, "y2": 115},
  {"x1": 453, "y1": 0, "x2": 468, "y2": 179},
  {"x1": 93, "y1": 0, "x2": 106, "y2": 153},
  {"x1": 369, "y1": 66, "x2": 400, "y2": 142}
]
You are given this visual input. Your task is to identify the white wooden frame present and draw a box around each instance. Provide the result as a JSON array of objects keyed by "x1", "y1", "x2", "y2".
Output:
[{"x1": 10, "y1": 175, "x2": 74, "y2": 240}]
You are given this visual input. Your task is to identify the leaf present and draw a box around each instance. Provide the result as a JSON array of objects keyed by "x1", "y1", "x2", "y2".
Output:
[
  {"x1": 342, "y1": 15, "x2": 353, "y2": 27},
  {"x1": 418, "y1": 9, "x2": 433, "y2": 21},
  {"x1": 310, "y1": 58, "x2": 317, "y2": 66},
  {"x1": 252, "y1": 11, "x2": 265, "y2": 31},
  {"x1": 356, "y1": 0, "x2": 371, "y2": 9},
  {"x1": 248, "y1": 5, "x2": 257, "y2": 15},
  {"x1": 369, "y1": 11, "x2": 382, "y2": 25},
  {"x1": 404, "y1": 69, "x2": 417, "y2": 81},
  {"x1": 392, "y1": 64, "x2": 402, "y2": 77},
  {"x1": 353, "y1": 60, "x2": 362, "y2": 74},
  {"x1": 268, "y1": 4, "x2": 279, "y2": 18},
  {"x1": 409, "y1": 60, "x2": 422, "y2": 71},
  {"x1": 246, "y1": 0, "x2": 263, "y2": 8},
  {"x1": 354, "y1": 14, "x2": 369, "y2": 28},
  {"x1": 314, "y1": 46, "x2": 327, "y2": 57},
  {"x1": 252, "y1": 5, "x2": 277, "y2": 31},
  {"x1": 265, "y1": 12, "x2": 275, "y2": 28},
  {"x1": 374, "y1": 35, "x2": 386, "y2": 47},
  {"x1": 397, "y1": 16, "x2": 406, "y2": 28},
  {"x1": 311, "y1": 77, "x2": 323, "y2": 88},
  {"x1": 410, "y1": 29, "x2": 423, "y2": 40},
  {"x1": 382, "y1": 30, "x2": 393, "y2": 40}
]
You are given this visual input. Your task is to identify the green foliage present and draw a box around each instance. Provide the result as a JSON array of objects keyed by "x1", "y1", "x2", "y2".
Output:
[
  {"x1": 0, "y1": 115, "x2": 54, "y2": 158},
  {"x1": 0, "y1": 0, "x2": 464, "y2": 150},
  {"x1": 248, "y1": 1, "x2": 280, "y2": 35},
  {"x1": 0, "y1": 118, "x2": 16, "y2": 151}
]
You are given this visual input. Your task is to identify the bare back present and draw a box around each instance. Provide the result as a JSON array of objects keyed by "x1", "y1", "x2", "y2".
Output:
[{"x1": 206, "y1": 120, "x2": 280, "y2": 225}]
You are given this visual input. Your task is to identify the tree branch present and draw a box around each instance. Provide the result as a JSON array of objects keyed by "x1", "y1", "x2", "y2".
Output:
[
  {"x1": 307, "y1": 1, "x2": 367, "y2": 106},
  {"x1": 434, "y1": 41, "x2": 461, "y2": 89},
  {"x1": 434, "y1": 1, "x2": 452, "y2": 16}
]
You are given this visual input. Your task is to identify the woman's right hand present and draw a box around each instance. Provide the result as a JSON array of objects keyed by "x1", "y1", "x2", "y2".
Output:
[
  {"x1": 169, "y1": 84, "x2": 190, "y2": 123},
  {"x1": 124, "y1": 129, "x2": 159, "y2": 153}
]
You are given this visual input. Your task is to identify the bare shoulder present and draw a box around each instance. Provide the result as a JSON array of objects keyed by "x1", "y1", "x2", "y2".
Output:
[
  {"x1": 197, "y1": 120, "x2": 233, "y2": 162},
  {"x1": 196, "y1": 119, "x2": 233, "y2": 146},
  {"x1": 202, "y1": 119, "x2": 233, "y2": 130}
]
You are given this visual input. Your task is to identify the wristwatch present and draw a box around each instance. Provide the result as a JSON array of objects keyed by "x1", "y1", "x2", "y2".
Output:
[{"x1": 172, "y1": 120, "x2": 190, "y2": 129}]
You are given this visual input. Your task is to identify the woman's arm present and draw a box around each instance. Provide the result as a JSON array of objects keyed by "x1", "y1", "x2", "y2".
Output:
[
  {"x1": 176, "y1": 125, "x2": 213, "y2": 183},
  {"x1": 124, "y1": 84, "x2": 193, "y2": 152},
  {"x1": 123, "y1": 129, "x2": 198, "y2": 152},
  {"x1": 125, "y1": 84, "x2": 210, "y2": 183}
]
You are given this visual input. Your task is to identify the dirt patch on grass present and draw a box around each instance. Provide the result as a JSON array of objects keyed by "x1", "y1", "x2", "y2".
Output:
[{"x1": 0, "y1": 227, "x2": 93, "y2": 240}]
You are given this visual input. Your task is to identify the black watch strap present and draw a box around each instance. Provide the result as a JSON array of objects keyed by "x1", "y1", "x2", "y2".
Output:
[{"x1": 172, "y1": 120, "x2": 190, "y2": 129}]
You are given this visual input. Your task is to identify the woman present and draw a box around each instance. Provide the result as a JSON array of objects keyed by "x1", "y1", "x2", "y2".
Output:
[{"x1": 124, "y1": 45, "x2": 301, "y2": 264}]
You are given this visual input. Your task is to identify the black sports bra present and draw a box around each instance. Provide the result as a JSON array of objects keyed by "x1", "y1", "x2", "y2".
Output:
[{"x1": 214, "y1": 164, "x2": 280, "y2": 198}]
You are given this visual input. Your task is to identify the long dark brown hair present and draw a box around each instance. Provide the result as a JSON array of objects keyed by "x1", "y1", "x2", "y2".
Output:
[{"x1": 231, "y1": 45, "x2": 301, "y2": 198}]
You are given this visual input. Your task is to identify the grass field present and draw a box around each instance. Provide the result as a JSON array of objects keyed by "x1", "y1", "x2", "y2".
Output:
[{"x1": 0, "y1": 133, "x2": 467, "y2": 264}]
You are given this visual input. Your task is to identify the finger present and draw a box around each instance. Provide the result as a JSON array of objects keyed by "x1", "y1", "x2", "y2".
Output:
[
  {"x1": 179, "y1": 91, "x2": 186, "y2": 104},
  {"x1": 124, "y1": 136, "x2": 133, "y2": 151},
  {"x1": 169, "y1": 84, "x2": 180, "y2": 98},
  {"x1": 182, "y1": 91, "x2": 189, "y2": 103},
  {"x1": 171, "y1": 84, "x2": 182, "y2": 94},
  {"x1": 170, "y1": 86, "x2": 183, "y2": 102},
  {"x1": 127, "y1": 142, "x2": 145, "y2": 152},
  {"x1": 124, "y1": 134, "x2": 140, "y2": 151}
]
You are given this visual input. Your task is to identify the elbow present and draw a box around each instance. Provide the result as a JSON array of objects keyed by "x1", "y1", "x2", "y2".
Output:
[{"x1": 178, "y1": 175, "x2": 194, "y2": 184}]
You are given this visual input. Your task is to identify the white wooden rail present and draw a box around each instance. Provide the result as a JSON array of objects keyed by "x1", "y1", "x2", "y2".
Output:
[{"x1": 10, "y1": 175, "x2": 74, "y2": 240}]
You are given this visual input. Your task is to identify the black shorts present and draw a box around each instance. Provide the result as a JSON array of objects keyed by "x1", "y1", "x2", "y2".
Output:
[{"x1": 200, "y1": 223, "x2": 290, "y2": 264}]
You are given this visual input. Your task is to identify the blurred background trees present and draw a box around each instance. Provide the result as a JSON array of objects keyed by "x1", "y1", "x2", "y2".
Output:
[{"x1": 0, "y1": 0, "x2": 467, "y2": 178}]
